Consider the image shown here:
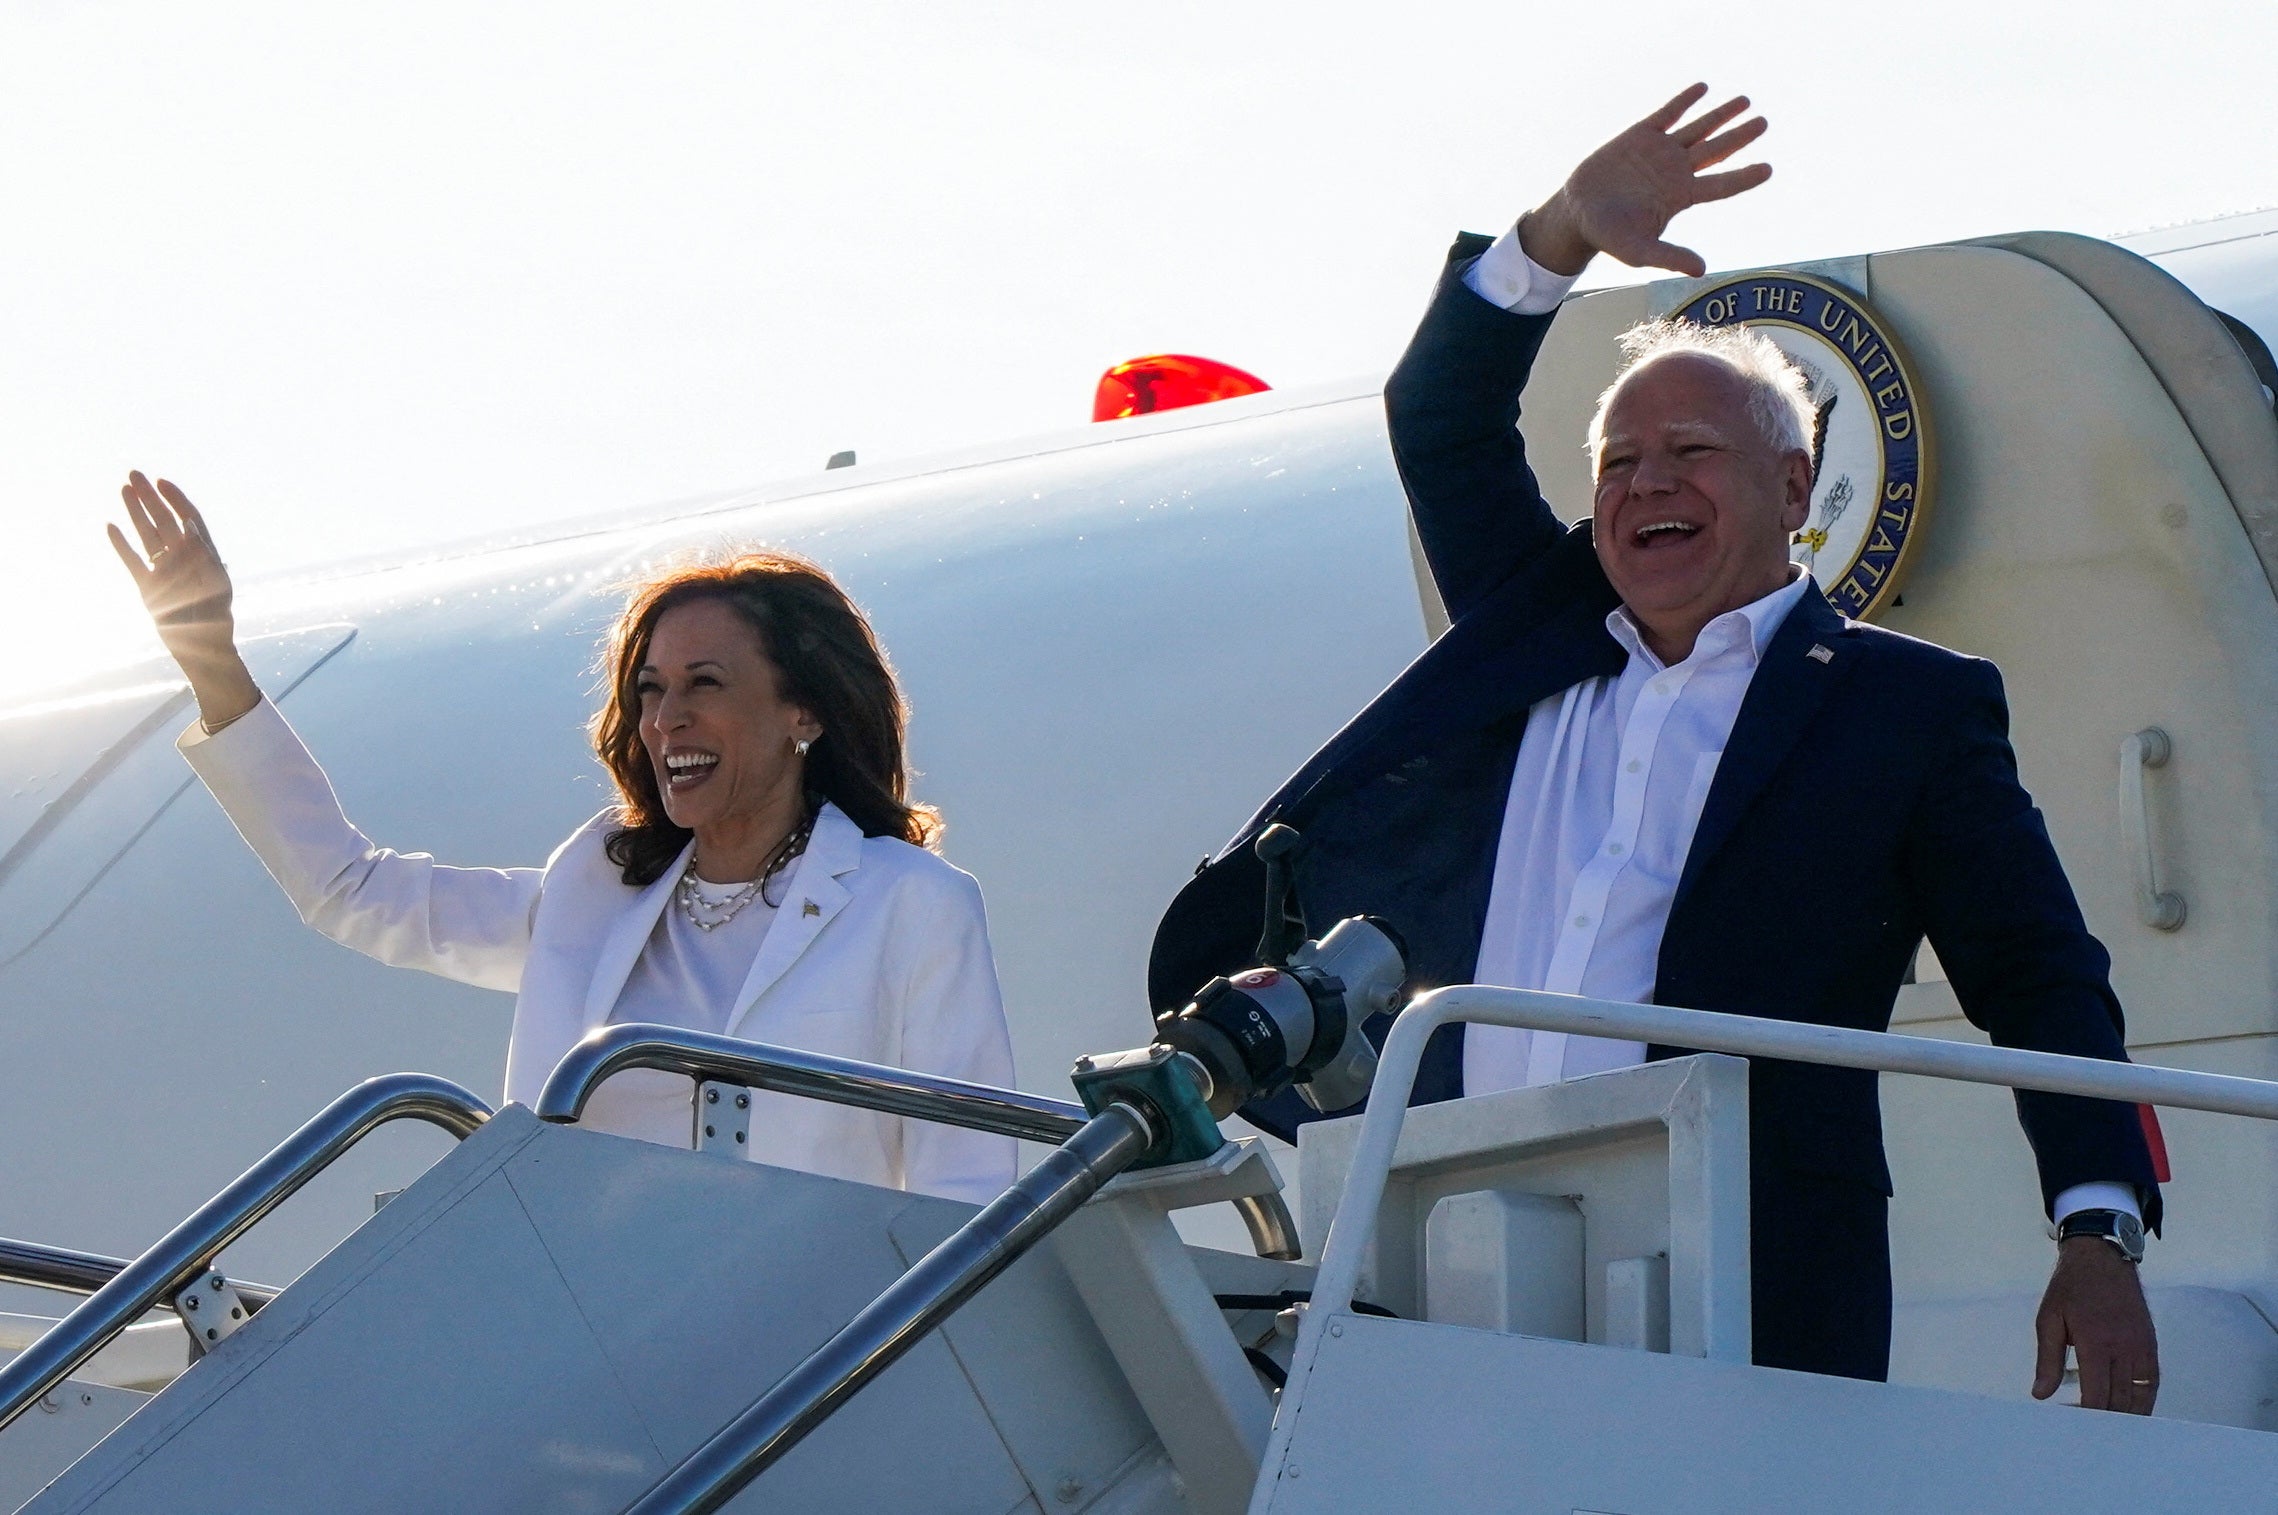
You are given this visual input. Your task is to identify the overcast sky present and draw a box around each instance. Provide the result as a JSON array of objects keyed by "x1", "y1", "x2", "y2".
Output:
[{"x1": 3, "y1": 1, "x2": 2270, "y2": 692}]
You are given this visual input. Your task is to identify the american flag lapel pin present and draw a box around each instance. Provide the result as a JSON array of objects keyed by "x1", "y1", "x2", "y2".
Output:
[{"x1": 1807, "y1": 644, "x2": 1834, "y2": 664}]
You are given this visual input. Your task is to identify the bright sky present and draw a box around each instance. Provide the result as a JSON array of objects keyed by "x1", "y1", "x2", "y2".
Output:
[{"x1": 3, "y1": 1, "x2": 2270, "y2": 692}]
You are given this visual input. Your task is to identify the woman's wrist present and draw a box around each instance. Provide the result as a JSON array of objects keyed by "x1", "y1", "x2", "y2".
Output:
[{"x1": 180, "y1": 647, "x2": 262, "y2": 732}]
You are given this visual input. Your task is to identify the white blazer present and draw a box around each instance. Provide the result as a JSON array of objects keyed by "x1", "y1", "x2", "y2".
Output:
[{"x1": 179, "y1": 699, "x2": 1018, "y2": 1204}]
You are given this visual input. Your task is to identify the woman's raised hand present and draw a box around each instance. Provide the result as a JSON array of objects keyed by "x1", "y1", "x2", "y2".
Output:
[{"x1": 108, "y1": 472, "x2": 261, "y2": 730}]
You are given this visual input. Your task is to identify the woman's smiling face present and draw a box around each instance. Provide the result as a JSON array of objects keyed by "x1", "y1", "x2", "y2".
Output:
[{"x1": 636, "y1": 597, "x2": 821, "y2": 846}]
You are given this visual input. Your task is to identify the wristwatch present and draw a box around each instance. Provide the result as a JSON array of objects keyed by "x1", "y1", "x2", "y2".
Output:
[{"x1": 2057, "y1": 1208, "x2": 2146, "y2": 1263}]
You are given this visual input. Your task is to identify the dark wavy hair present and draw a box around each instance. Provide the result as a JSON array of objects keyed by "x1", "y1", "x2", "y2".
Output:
[{"x1": 593, "y1": 551, "x2": 941, "y2": 886}]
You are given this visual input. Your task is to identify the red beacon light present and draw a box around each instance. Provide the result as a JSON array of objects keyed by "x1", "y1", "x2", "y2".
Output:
[{"x1": 1092, "y1": 354, "x2": 1270, "y2": 422}]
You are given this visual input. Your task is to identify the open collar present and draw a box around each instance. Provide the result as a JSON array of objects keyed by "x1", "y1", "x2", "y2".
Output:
[
  {"x1": 1606, "y1": 568, "x2": 1815, "y2": 673},
  {"x1": 581, "y1": 802, "x2": 866, "y2": 1031}
]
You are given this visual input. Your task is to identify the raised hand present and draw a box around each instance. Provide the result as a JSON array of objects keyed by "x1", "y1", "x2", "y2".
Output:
[
  {"x1": 1520, "y1": 84, "x2": 1772, "y2": 279},
  {"x1": 108, "y1": 472, "x2": 261, "y2": 729}
]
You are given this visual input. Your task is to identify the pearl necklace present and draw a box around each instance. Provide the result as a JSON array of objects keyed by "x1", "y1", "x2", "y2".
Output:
[{"x1": 676, "y1": 808, "x2": 817, "y2": 933}]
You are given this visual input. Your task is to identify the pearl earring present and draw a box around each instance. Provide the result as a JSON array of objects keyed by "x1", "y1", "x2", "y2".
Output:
[{"x1": 794, "y1": 737, "x2": 813, "y2": 756}]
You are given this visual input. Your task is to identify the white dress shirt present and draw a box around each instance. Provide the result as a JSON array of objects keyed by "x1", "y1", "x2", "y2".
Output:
[
  {"x1": 1465, "y1": 573, "x2": 1814, "y2": 1093},
  {"x1": 1452, "y1": 230, "x2": 2135, "y2": 1225}
]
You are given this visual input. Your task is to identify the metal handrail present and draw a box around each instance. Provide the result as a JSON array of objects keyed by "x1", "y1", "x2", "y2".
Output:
[
  {"x1": 536, "y1": 1024, "x2": 1302, "y2": 1261},
  {"x1": 1253, "y1": 984, "x2": 2278, "y2": 1513},
  {"x1": 538, "y1": 1023, "x2": 1090, "y2": 1144},
  {"x1": 0, "y1": 1072, "x2": 491, "y2": 1434},
  {"x1": 623, "y1": 1101, "x2": 1158, "y2": 1515},
  {"x1": 0, "y1": 1236, "x2": 281, "y2": 1310}
]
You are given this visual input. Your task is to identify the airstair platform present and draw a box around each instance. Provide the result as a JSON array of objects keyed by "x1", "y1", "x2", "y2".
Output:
[
  {"x1": 1255, "y1": 1309, "x2": 2278, "y2": 1513},
  {"x1": 9, "y1": 1107, "x2": 1304, "y2": 1514},
  {"x1": 17, "y1": 1002, "x2": 2278, "y2": 1514}
]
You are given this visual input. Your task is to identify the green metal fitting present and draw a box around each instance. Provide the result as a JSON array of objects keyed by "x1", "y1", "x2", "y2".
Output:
[{"x1": 1069, "y1": 1044, "x2": 1227, "y2": 1170}]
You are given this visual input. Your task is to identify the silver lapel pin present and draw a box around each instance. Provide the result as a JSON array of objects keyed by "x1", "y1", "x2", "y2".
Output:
[{"x1": 1806, "y1": 643, "x2": 1834, "y2": 664}]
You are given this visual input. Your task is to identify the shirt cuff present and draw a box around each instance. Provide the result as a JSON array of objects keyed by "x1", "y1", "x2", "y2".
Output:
[
  {"x1": 2053, "y1": 1181, "x2": 2142, "y2": 1227},
  {"x1": 179, "y1": 696, "x2": 265, "y2": 749},
  {"x1": 1461, "y1": 223, "x2": 1583, "y2": 315}
]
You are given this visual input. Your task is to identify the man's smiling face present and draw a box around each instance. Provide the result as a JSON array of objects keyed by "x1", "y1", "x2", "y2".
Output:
[{"x1": 1591, "y1": 351, "x2": 1813, "y2": 660}]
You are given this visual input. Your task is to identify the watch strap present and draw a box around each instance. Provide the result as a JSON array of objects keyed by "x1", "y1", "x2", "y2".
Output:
[{"x1": 2058, "y1": 1207, "x2": 2146, "y2": 1263}]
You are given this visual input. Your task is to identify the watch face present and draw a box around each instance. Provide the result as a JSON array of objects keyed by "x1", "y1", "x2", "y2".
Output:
[{"x1": 2117, "y1": 1213, "x2": 2147, "y2": 1260}]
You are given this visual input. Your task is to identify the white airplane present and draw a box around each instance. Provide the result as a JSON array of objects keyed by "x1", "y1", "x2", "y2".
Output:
[{"x1": 0, "y1": 208, "x2": 2272, "y2": 1511}]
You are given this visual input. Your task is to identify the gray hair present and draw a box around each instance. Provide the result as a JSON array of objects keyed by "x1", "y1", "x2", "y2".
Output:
[{"x1": 1586, "y1": 318, "x2": 1818, "y2": 469}]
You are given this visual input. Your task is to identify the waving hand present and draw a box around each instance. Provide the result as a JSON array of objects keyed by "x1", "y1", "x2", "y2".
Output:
[
  {"x1": 108, "y1": 472, "x2": 261, "y2": 729},
  {"x1": 1520, "y1": 84, "x2": 1772, "y2": 278}
]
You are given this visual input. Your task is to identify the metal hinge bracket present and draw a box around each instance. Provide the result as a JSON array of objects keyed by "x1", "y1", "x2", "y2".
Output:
[
  {"x1": 694, "y1": 1080, "x2": 752, "y2": 1156},
  {"x1": 173, "y1": 1267, "x2": 250, "y2": 1354}
]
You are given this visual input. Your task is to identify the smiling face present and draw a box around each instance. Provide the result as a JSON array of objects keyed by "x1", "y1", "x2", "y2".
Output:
[
  {"x1": 1591, "y1": 352, "x2": 1814, "y2": 661},
  {"x1": 635, "y1": 597, "x2": 822, "y2": 869}
]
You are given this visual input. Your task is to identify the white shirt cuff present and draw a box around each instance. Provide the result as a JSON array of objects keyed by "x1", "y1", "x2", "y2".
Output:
[
  {"x1": 1462, "y1": 223, "x2": 1583, "y2": 315},
  {"x1": 2053, "y1": 1181, "x2": 2142, "y2": 1227},
  {"x1": 179, "y1": 698, "x2": 261, "y2": 748}
]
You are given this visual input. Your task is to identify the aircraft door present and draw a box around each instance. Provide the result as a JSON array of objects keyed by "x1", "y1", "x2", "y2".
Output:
[{"x1": 1504, "y1": 238, "x2": 2278, "y2": 1414}]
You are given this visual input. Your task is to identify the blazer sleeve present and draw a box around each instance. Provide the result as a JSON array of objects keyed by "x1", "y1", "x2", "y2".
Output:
[
  {"x1": 1383, "y1": 231, "x2": 1572, "y2": 623},
  {"x1": 890, "y1": 865, "x2": 1019, "y2": 1205},
  {"x1": 179, "y1": 699, "x2": 542, "y2": 994},
  {"x1": 1901, "y1": 659, "x2": 2162, "y2": 1226}
]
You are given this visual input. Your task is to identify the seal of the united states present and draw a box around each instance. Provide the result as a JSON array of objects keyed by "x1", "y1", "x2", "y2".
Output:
[{"x1": 1675, "y1": 272, "x2": 1933, "y2": 620}]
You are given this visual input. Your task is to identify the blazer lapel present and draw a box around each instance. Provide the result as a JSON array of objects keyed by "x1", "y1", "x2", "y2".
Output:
[
  {"x1": 722, "y1": 803, "x2": 862, "y2": 1037},
  {"x1": 1673, "y1": 587, "x2": 1853, "y2": 911},
  {"x1": 582, "y1": 839, "x2": 692, "y2": 1024}
]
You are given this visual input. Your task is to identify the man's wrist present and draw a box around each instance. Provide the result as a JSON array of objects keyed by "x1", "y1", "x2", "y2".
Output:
[
  {"x1": 2058, "y1": 1209, "x2": 2147, "y2": 1264},
  {"x1": 1515, "y1": 199, "x2": 1593, "y2": 279},
  {"x1": 1465, "y1": 228, "x2": 1582, "y2": 315}
]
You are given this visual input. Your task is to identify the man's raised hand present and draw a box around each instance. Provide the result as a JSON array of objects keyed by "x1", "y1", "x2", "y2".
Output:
[{"x1": 1519, "y1": 84, "x2": 1771, "y2": 279}]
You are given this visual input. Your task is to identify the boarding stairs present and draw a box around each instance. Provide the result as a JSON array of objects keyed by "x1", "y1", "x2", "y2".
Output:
[{"x1": 7, "y1": 997, "x2": 2278, "y2": 1512}]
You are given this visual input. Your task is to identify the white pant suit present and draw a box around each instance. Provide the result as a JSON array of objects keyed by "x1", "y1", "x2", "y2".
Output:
[{"x1": 180, "y1": 698, "x2": 1019, "y2": 1204}]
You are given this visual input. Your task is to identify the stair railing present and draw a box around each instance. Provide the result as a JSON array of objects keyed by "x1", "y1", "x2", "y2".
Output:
[
  {"x1": 535, "y1": 1023, "x2": 1301, "y2": 1261},
  {"x1": 0, "y1": 1237, "x2": 280, "y2": 1310},
  {"x1": 0, "y1": 1072, "x2": 491, "y2": 1434},
  {"x1": 1251, "y1": 985, "x2": 2278, "y2": 1515}
]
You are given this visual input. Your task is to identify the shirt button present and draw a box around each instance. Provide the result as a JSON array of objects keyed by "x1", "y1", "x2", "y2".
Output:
[
  {"x1": 1626, "y1": 759, "x2": 1644, "y2": 774},
  {"x1": 1606, "y1": 842, "x2": 1624, "y2": 856},
  {"x1": 1574, "y1": 914, "x2": 1592, "y2": 929}
]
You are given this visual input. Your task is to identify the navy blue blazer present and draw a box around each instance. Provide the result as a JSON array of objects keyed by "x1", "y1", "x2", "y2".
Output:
[{"x1": 1150, "y1": 234, "x2": 2161, "y2": 1225}]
